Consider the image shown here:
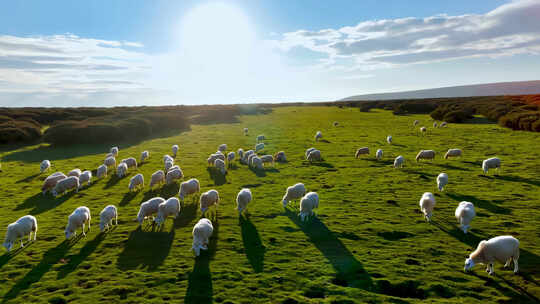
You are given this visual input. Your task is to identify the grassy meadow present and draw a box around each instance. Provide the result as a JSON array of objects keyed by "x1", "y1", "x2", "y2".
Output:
[{"x1": 0, "y1": 106, "x2": 539, "y2": 303}]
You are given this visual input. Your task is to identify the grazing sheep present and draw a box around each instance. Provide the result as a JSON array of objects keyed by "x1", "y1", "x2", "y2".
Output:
[
  {"x1": 227, "y1": 152, "x2": 235, "y2": 164},
  {"x1": 42, "y1": 172, "x2": 67, "y2": 195},
  {"x1": 307, "y1": 150, "x2": 321, "y2": 163},
  {"x1": 376, "y1": 149, "x2": 383, "y2": 160},
  {"x1": 192, "y1": 218, "x2": 213, "y2": 257},
  {"x1": 482, "y1": 157, "x2": 501, "y2": 175},
  {"x1": 237, "y1": 148, "x2": 244, "y2": 159},
  {"x1": 419, "y1": 192, "x2": 436, "y2": 221},
  {"x1": 433, "y1": 122, "x2": 438, "y2": 128},
  {"x1": 444, "y1": 148, "x2": 462, "y2": 159},
  {"x1": 200, "y1": 189, "x2": 219, "y2": 214},
  {"x1": 40, "y1": 160, "x2": 51, "y2": 173},
  {"x1": 416, "y1": 150, "x2": 436, "y2": 162},
  {"x1": 244, "y1": 128, "x2": 248, "y2": 136},
  {"x1": 105, "y1": 153, "x2": 114, "y2": 159},
  {"x1": 387, "y1": 135, "x2": 392, "y2": 144},
  {"x1": 248, "y1": 153, "x2": 257, "y2": 167},
  {"x1": 440, "y1": 122, "x2": 447, "y2": 127},
  {"x1": 214, "y1": 159, "x2": 227, "y2": 175},
  {"x1": 165, "y1": 160, "x2": 174, "y2": 172},
  {"x1": 65, "y1": 206, "x2": 91, "y2": 239},
  {"x1": 110, "y1": 147, "x2": 119, "y2": 157},
  {"x1": 274, "y1": 151, "x2": 286, "y2": 162},
  {"x1": 166, "y1": 167, "x2": 184, "y2": 184},
  {"x1": 464, "y1": 236, "x2": 519, "y2": 275},
  {"x1": 52, "y1": 176, "x2": 79, "y2": 197},
  {"x1": 242, "y1": 150, "x2": 255, "y2": 164},
  {"x1": 97, "y1": 164, "x2": 107, "y2": 178},
  {"x1": 164, "y1": 154, "x2": 174, "y2": 164},
  {"x1": 282, "y1": 183, "x2": 306, "y2": 207},
  {"x1": 255, "y1": 143, "x2": 265, "y2": 153},
  {"x1": 99, "y1": 205, "x2": 118, "y2": 232},
  {"x1": 236, "y1": 188, "x2": 252, "y2": 214},
  {"x1": 437, "y1": 173, "x2": 448, "y2": 191},
  {"x1": 179, "y1": 178, "x2": 200, "y2": 202},
  {"x1": 260, "y1": 155, "x2": 274, "y2": 166},
  {"x1": 215, "y1": 150, "x2": 224, "y2": 156},
  {"x1": 299, "y1": 192, "x2": 319, "y2": 222},
  {"x1": 3, "y1": 215, "x2": 37, "y2": 251},
  {"x1": 420, "y1": 126, "x2": 427, "y2": 134},
  {"x1": 129, "y1": 173, "x2": 144, "y2": 191},
  {"x1": 218, "y1": 144, "x2": 227, "y2": 152},
  {"x1": 79, "y1": 170, "x2": 92, "y2": 188},
  {"x1": 68, "y1": 168, "x2": 82, "y2": 177},
  {"x1": 413, "y1": 120, "x2": 419, "y2": 126},
  {"x1": 251, "y1": 156, "x2": 263, "y2": 170},
  {"x1": 155, "y1": 197, "x2": 181, "y2": 226},
  {"x1": 172, "y1": 145, "x2": 179, "y2": 158},
  {"x1": 355, "y1": 147, "x2": 369, "y2": 158},
  {"x1": 333, "y1": 121, "x2": 339, "y2": 127},
  {"x1": 121, "y1": 157, "x2": 137, "y2": 169},
  {"x1": 208, "y1": 153, "x2": 225, "y2": 166},
  {"x1": 150, "y1": 170, "x2": 166, "y2": 188},
  {"x1": 136, "y1": 197, "x2": 165, "y2": 225},
  {"x1": 455, "y1": 201, "x2": 475, "y2": 234},
  {"x1": 305, "y1": 147, "x2": 316, "y2": 160},
  {"x1": 394, "y1": 155, "x2": 404, "y2": 168},
  {"x1": 117, "y1": 162, "x2": 128, "y2": 178},
  {"x1": 104, "y1": 156, "x2": 116, "y2": 168},
  {"x1": 315, "y1": 131, "x2": 322, "y2": 141},
  {"x1": 140, "y1": 151, "x2": 149, "y2": 163},
  {"x1": 257, "y1": 135, "x2": 265, "y2": 143}
]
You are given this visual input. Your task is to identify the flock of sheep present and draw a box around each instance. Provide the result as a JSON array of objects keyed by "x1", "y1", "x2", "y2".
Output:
[{"x1": 3, "y1": 120, "x2": 519, "y2": 278}]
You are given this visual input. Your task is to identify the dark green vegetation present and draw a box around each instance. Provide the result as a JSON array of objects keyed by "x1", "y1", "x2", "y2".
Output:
[{"x1": 0, "y1": 106, "x2": 539, "y2": 303}]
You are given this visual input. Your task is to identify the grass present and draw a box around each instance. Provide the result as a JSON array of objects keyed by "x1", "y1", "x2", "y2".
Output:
[{"x1": 0, "y1": 106, "x2": 539, "y2": 303}]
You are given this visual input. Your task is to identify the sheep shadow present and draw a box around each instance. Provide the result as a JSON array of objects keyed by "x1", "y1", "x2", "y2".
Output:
[
  {"x1": 446, "y1": 193, "x2": 511, "y2": 215},
  {"x1": 184, "y1": 218, "x2": 219, "y2": 304},
  {"x1": 432, "y1": 163, "x2": 470, "y2": 171},
  {"x1": 364, "y1": 158, "x2": 393, "y2": 167},
  {"x1": 104, "y1": 174, "x2": 123, "y2": 189},
  {"x1": 174, "y1": 201, "x2": 199, "y2": 229},
  {"x1": 463, "y1": 160, "x2": 482, "y2": 167},
  {"x1": 310, "y1": 161, "x2": 334, "y2": 169},
  {"x1": 239, "y1": 216, "x2": 265, "y2": 273},
  {"x1": 467, "y1": 268, "x2": 539, "y2": 303},
  {"x1": 318, "y1": 139, "x2": 331, "y2": 143},
  {"x1": 15, "y1": 190, "x2": 78, "y2": 215},
  {"x1": 402, "y1": 168, "x2": 437, "y2": 178},
  {"x1": 248, "y1": 167, "x2": 266, "y2": 178},
  {"x1": 494, "y1": 175, "x2": 540, "y2": 187},
  {"x1": 116, "y1": 226, "x2": 174, "y2": 271},
  {"x1": 206, "y1": 167, "x2": 227, "y2": 185},
  {"x1": 16, "y1": 172, "x2": 42, "y2": 184},
  {"x1": 56, "y1": 233, "x2": 105, "y2": 279},
  {"x1": 264, "y1": 167, "x2": 280, "y2": 173},
  {"x1": 119, "y1": 191, "x2": 138, "y2": 206},
  {"x1": 0, "y1": 241, "x2": 35, "y2": 270}
]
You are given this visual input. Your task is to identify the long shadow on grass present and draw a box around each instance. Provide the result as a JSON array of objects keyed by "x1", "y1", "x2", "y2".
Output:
[
  {"x1": 432, "y1": 162, "x2": 470, "y2": 171},
  {"x1": 174, "y1": 201, "x2": 198, "y2": 229},
  {"x1": 116, "y1": 226, "x2": 174, "y2": 271},
  {"x1": 15, "y1": 190, "x2": 78, "y2": 215},
  {"x1": 239, "y1": 216, "x2": 264, "y2": 273},
  {"x1": 185, "y1": 218, "x2": 219, "y2": 304},
  {"x1": 57, "y1": 233, "x2": 105, "y2": 279},
  {"x1": 494, "y1": 175, "x2": 540, "y2": 187},
  {"x1": 248, "y1": 167, "x2": 266, "y2": 177},
  {"x1": 15, "y1": 173, "x2": 42, "y2": 184},
  {"x1": 0, "y1": 242, "x2": 35, "y2": 270},
  {"x1": 206, "y1": 167, "x2": 227, "y2": 185},
  {"x1": 446, "y1": 193, "x2": 511, "y2": 215},
  {"x1": 310, "y1": 161, "x2": 334, "y2": 169},
  {"x1": 120, "y1": 191, "x2": 138, "y2": 206},
  {"x1": 103, "y1": 174, "x2": 125, "y2": 189}
]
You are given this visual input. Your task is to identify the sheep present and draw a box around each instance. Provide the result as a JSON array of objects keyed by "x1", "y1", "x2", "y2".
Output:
[
  {"x1": 394, "y1": 155, "x2": 404, "y2": 168},
  {"x1": 420, "y1": 126, "x2": 427, "y2": 134},
  {"x1": 129, "y1": 173, "x2": 144, "y2": 191},
  {"x1": 419, "y1": 192, "x2": 436, "y2": 221},
  {"x1": 315, "y1": 131, "x2": 322, "y2": 141},
  {"x1": 215, "y1": 150, "x2": 224, "y2": 156},
  {"x1": 413, "y1": 120, "x2": 419, "y2": 126},
  {"x1": 163, "y1": 154, "x2": 173, "y2": 164},
  {"x1": 416, "y1": 150, "x2": 436, "y2": 162},
  {"x1": 307, "y1": 150, "x2": 321, "y2": 163},
  {"x1": 79, "y1": 170, "x2": 92, "y2": 188},
  {"x1": 166, "y1": 167, "x2": 184, "y2": 184},
  {"x1": 444, "y1": 148, "x2": 462, "y2": 159},
  {"x1": 218, "y1": 144, "x2": 227, "y2": 152},
  {"x1": 242, "y1": 150, "x2": 255, "y2": 164},
  {"x1": 172, "y1": 144, "x2": 179, "y2": 157},
  {"x1": 121, "y1": 157, "x2": 137, "y2": 169},
  {"x1": 200, "y1": 189, "x2": 219, "y2": 214},
  {"x1": 192, "y1": 218, "x2": 213, "y2": 257},
  {"x1": 274, "y1": 151, "x2": 286, "y2": 162},
  {"x1": 333, "y1": 121, "x2": 339, "y2": 127},
  {"x1": 40, "y1": 160, "x2": 51, "y2": 173},
  {"x1": 255, "y1": 143, "x2": 265, "y2": 153},
  {"x1": 3, "y1": 215, "x2": 37, "y2": 251},
  {"x1": 257, "y1": 135, "x2": 265, "y2": 142},
  {"x1": 165, "y1": 160, "x2": 174, "y2": 172},
  {"x1": 68, "y1": 168, "x2": 82, "y2": 177},
  {"x1": 433, "y1": 122, "x2": 438, "y2": 128},
  {"x1": 208, "y1": 153, "x2": 225, "y2": 166},
  {"x1": 387, "y1": 135, "x2": 392, "y2": 144},
  {"x1": 251, "y1": 156, "x2": 264, "y2": 170},
  {"x1": 482, "y1": 157, "x2": 501, "y2": 175},
  {"x1": 140, "y1": 151, "x2": 149, "y2": 163},
  {"x1": 236, "y1": 188, "x2": 252, "y2": 215},
  {"x1": 464, "y1": 236, "x2": 519, "y2": 275},
  {"x1": 41, "y1": 172, "x2": 67, "y2": 195},
  {"x1": 214, "y1": 158, "x2": 227, "y2": 175},
  {"x1": 110, "y1": 146, "x2": 119, "y2": 157},
  {"x1": 299, "y1": 192, "x2": 319, "y2": 222},
  {"x1": 52, "y1": 176, "x2": 79, "y2": 197},
  {"x1": 99, "y1": 205, "x2": 118, "y2": 232},
  {"x1": 305, "y1": 147, "x2": 316, "y2": 160},
  {"x1": 65, "y1": 206, "x2": 91, "y2": 239},
  {"x1": 376, "y1": 149, "x2": 383, "y2": 160},
  {"x1": 282, "y1": 183, "x2": 306, "y2": 207},
  {"x1": 179, "y1": 178, "x2": 200, "y2": 202},
  {"x1": 104, "y1": 156, "x2": 116, "y2": 168},
  {"x1": 105, "y1": 153, "x2": 114, "y2": 159},
  {"x1": 437, "y1": 173, "x2": 448, "y2": 191},
  {"x1": 97, "y1": 164, "x2": 107, "y2": 178},
  {"x1": 136, "y1": 197, "x2": 165, "y2": 225},
  {"x1": 248, "y1": 153, "x2": 257, "y2": 167},
  {"x1": 355, "y1": 147, "x2": 369, "y2": 158},
  {"x1": 237, "y1": 148, "x2": 244, "y2": 159},
  {"x1": 244, "y1": 128, "x2": 248, "y2": 136},
  {"x1": 149, "y1": 170, "x2": 165, "y2": 188},
  {"x1": 455, "y1": 201, "x2": 475, "y2": 234},
  {"x1": 227, "y1": 151, "x2": 235, "y2": 164},
  {"x1": 155, "y1": 197, "x2": 181, "y2": 226},
  {"x1": 260, "y1": 155, "x2": 274, "y2": 166},
  {"x1": 117, "y1": 162, "x2": 128, "y2": 178},
  {"x1": 440, "y1": 122, "x2": 447, "y2": 127}
]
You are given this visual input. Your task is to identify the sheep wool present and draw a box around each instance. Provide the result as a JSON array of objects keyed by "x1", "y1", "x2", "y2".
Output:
[
  {"x1": 117, "y1": 162, "x2": 128, "y2": 178},
  {"x1": 200, "y1": 190, "x2": 219, "y2": 213},
  {"x1": 129, "y1": 173, "x2": 144, "y2": 191},
  {"x1": 140, "y1": 151, "x2": 149, "y2": 163},
  {"x1": 52, "y1": 176, "x2": 79, "y2": 197},
  {"x1": 68, "y1": 168, "x2": 82, "y2": 177},
  {"x1": 3, "y1": 215, "x2": 37, "y2": 252},
  {"x1": 65, "y1": 206, "x2": 91, "y2": 239},
  {"x1": 394, "y1": 155, "x2": 404, "y2": 168},
  {"x1": 155, "y1": 197, "x2": 181, "y2": 226},
  {"x1": 42, "y1": 172, "x2": 67, "y2": 195},
  {"x1": 236, "y1": 188, "x2": 252, "y2": 214},
  {"x1": 437, "y1": 173, "x2": 448, "y2": 191},
  {"x1": 172, "y1": 145, "x2": 179, "y2": 157},
  {"x1": 136, "y1": 197, "x2": 165, "y2": 225},
  {"x1": 192, "y1": 218, "x2": 213, "y2": 256},
  {"x1": 355, "y1": 147, "x2": 369, "y2": 158},
  {"x1": 419, "y1": 192, "x2": 436, "y2": 221},
  {"x1": 376, "y1": 149, "x2": 383, "y2": 160},
  {"x1": 274, "y1": 151, "x2": 286, "y2": 162},
  {"x1": 299, "y1": 192, "x2": 319, "y2": 222},
  {"x1": 416, "y1": 150, "x2": 436, "y2": 162},
  {"x1": 283, "y1": 183, "x2": 306, "y2": 207},
  {"x1": 97, "y1": 164, "x2": 107, "y2": 178},
  {"x1": 99, "y1": 205, "x2": 118, "y2": 232},
  {"x1": 455, "y1": 201, "x2": 475, "y2": 234},
  {"x1": 40, "y1": 160, "x2": 51, "y2": 173},
  {"x1": 315, "y1": 131, "x2": 322, "y2": 141},
  {"x1": 150, "y1": 170, "x2": 166, "y2": 188},
  {"x1": 465, "y1": 236, "x2": 519, "y2": 275},
  {"x1": 179, "y1": 178, "x2": 200, "y2": 201},
  {"x1": 444, "y1": 148, "x2": 462, "y2": 159},
  {"x1": 482, "y1": 157, "x2": 501, "y2": 175}
]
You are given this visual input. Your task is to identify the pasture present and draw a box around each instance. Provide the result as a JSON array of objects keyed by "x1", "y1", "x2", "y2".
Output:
[{"x1": 0, "y1": 106, "x2": 539, "y2": 303}]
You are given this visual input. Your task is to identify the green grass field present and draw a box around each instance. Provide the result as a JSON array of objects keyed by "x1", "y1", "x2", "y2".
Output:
[{"x1": 0, "y1": 106, "x2": 539, "y2": 303}]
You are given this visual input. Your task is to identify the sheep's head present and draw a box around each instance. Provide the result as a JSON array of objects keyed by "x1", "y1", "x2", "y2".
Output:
[
  {"x1": 464, "y1": 258, "x2": 475, "y2": 271},
  {"x1": 193, "y1": 244, "x2": 201, "y2": 257},
  {"x1": 52, "y1": 189, "x2": 58, "y2": 197},
  {"x1": 65, "y1": 228, "x2": 74, "y2": 239},
  {"x1": 99, "y1": 222, "x2": 106, "y2": 232},
  {"x1": 3, "y1": 240, "x2": 13, "y2": 252}
]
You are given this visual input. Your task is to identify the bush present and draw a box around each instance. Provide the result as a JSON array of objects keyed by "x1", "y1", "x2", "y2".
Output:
[{"x1": 0, "y1": 120, "x2": 41, "y2": 143}]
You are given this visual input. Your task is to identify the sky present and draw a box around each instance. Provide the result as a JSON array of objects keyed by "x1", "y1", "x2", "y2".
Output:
[{"x1": 0, "y1": 0, "x2": 539, "y2": 106}]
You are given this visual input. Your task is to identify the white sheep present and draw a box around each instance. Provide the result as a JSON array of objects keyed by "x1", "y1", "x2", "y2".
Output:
[
  {"x1": 387, "y1": 135, "x2": 392, "y2": 144},
  {"x1": 242, "y1": 150, "x2": 255, "y2": 164},
  {"x1": 179, "y1": 178, "x2": 200, "y2": 202},
  {"x1": 237, "y1": 148, "x2": 244, "y2": 160},
  {"x1": 79, "y1": 170, "x2": 92, "y2": 188},
  {"x1": 260, "y1": 155, "x2": 274, "y2": 166},
  {"x1": 163, "y1": 154, "x2": 173, "y2": 164},
  {"x1": 333, "y1": 121, "x2": 339, "y2": 127},
  {"x1": 97, "y1": 164, "x2": 107, "y2": 178},
  {"x1": 244, "y1": 128, "x2": 248, "y2": 136},
  {"x1": 172, "y1": 145, "x2": 179, "y2": 158},
  {"x1": 227, "y1": 152, "x2": 235, "y2": 164},
  {"x1": 105, "y1": 153, "x2": 114, "y2": 159},
  {"x1": 208, "y1": 153, "x2": 225, "y2": 166},
  {"x1": 155, "y1": 197, "x2": 181, "y2": 226},
  {"x1": 150, "y1": 170, "x2": 165, "y2": 188},
  {"x1": 355, "y1": 147, "x2": 369, "y2": 158},
  {"x1": 136, "y1": 197, "x2": 165, "y2": 225},
  {"x1": 40, "y1": 160, "x2": 51, "y2": 173},
  {"x1": 110, "y1": 146, "x2": 119, "y2": 157},
  {"x1": 68, "y1": 168, "x2": 82, "y2": 177},
  {"x1": 416, "y1": 150, "x2": 436, "y2": 162},
  {"x1": 440, "y1": 122, "x2": 447, "y2": 127},
  {"x1": 140, "y1": 151, "x2": 149, "y2": 163},
  {"x1": 257, "y1": 135, "x2": 265, "y2": 142},
  {"x1": 248, "y1": 153, "x2": 257, "y2": 167},
  {"x1": 104, "y1": 156, "x2": 116, "y2": 168},
  {"x1": 305, "y1": 147, "x2": 316, "y2": 160},
  {"x1": 129, "y1": 173, "x2": 144, "y2": 191},
  {"x1": 437, "y1": 173, "x2": 448, "y2": 191},
  {"x1": 255, "y1": 143, "x2": 265, "y2": 153},
  {"x1": 236, "y1": 188, "x2": 252, "y2": 215},
  {"x1": 444, "y1": 148, "x2": 462, "y2": 159},
  {"x1": 282, "y1": 183, "x2": 306, "y2": 207},
  {"x1": 420, "y1": 126, "x2": 427, "y2": 134},
  {"x1": 3, "y1": 215, "x2": 37, "y2": 251},
  {"x1": 464, "y1": 236, "x2": 519, "y2": 275},
  {"x1": 419, "y1": 192, "x2": 436, "y2": 222},
  {"x1": 41, "y1": 172, "x2": 67, "y2": 195},
  {"x1": 251, "y1": 156, "x2": 263, "y2": 169},
  {"x1": 121, "y1": 157, "x2": 137, "y2": 169},
  {"x1": 117, "y1": 162, "x2": 128, "y2": 178},
  {"x1": 413, "y1": 120, "x2": 419, "y2": 126},
  {"x1": 376, "y1": 149, "x2": 383, "y2": 160},
  {"x1": 99, "y1": 205, "x2": 118, "y2": 232},
  {"x1": 299, "y1": 192, "x2": 319, "y2": 222},
  {"x1": 433, "y1": 122, "x2": 438, "y2": 128},
  {"x1": 192, "y1": 218, "x2": 213, "y2": 257},
  {"x1": 65, "y1": 206, "x2": 91, "y2": 239},
  {"x1": 482, "y1": 157, "x2": 501, "y2": 175},
  {"x1": 52, "y1": 176, "x2": 79, "y2": 197},
  {"x1": 455, "y1": 201, "x2": 475, "y2": 234},
  {"x1": 274, "y1": 151, "x2": 286, "y2": 162},
  {"x1": 200, "y1": 189, "x2": 219, "y2": 213},
  {"x1": 315, "y1": 131, "x2": 322, "y2": 141},
  {"x1": 166, "y1": 167, "x2": 184, "y2": 184},
  {"x1": 218, "y1": 144, "x2": 227, "y2": 152},
  {"x1": 394, "y1": 155, "x2": 404, "y2": 168},
  {"x1": 307, "y1": 150, "x2": 321, "y2": 163},
  {"x1": 165, "y1": 160, "x2": 174, "y2": 172},
  {"x1": 214, "y1": 158, "x2": 227, "y2": 175}
]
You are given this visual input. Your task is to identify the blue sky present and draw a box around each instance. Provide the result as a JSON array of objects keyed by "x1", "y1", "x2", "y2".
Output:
[{"x1": 0, "y1": 0, "x2": 539, "y2": 106}]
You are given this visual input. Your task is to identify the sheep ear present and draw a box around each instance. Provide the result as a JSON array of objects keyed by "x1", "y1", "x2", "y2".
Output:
[{"x1": 478, "y1": 240, "x2": 487, "y2": 248}]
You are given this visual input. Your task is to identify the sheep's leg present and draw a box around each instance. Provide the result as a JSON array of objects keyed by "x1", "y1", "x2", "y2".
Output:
[
  {"x1": 513, "y1": 258, "x2": 519, "y2": 273},
  {"x1": 20, "y1": 238, "x2": 24, "y2": 248},
  {"x1": 88, "y1": 218, "x2": 91, "y2": 231},
  {"x1": 504, "y1": 258, "x2": 511, "y2": 268},
  {"x1": 33, "y1": 229, "x2": 37, "y2": 241},
  {"x1": 115, "y1": 215, "x2": 118, "y2": 225},
  {"x1": 82, "y1": 224, "x2": 86, "y2": 236},
  {"x1": 28, "y1": 232, "x2": 32, "y2": 241}
]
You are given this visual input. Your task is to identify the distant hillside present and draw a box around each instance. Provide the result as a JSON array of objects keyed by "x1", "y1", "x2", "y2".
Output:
[{"x1": 341, "y1": 80, "x2": 540, "y2": 101}]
